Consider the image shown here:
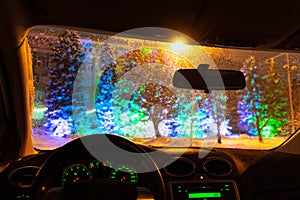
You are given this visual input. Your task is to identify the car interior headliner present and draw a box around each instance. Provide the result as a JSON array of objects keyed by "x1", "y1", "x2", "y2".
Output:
[{"x1": 2, "y1": 0, "x2": 300, "y2": 51}]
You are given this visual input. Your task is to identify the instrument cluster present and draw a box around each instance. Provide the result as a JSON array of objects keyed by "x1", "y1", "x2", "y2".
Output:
[{"x1": 60, "y1": 157, "x2": 139, "y2": 186}]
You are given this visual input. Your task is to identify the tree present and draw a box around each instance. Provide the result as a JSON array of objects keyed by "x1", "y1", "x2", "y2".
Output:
[
  {"x1": 238, "y1": 56, "x2": 287, "y2": 142},
  {"x1": 291, "y1": 73, "x2": 300, "y2": 132},
  {"x1": 190, "y1": 90, "x2": 231, "y2": 144},
  {"x1": 95, "y1": 47, "x2": 195, "y2": 138},
  {"x1": 44, "y1": 30, "x2": 86, "y2": 136},
  {"x1": 226, "y1": 91, "x2": 240, "y2": 134},
  {"x1": 129, "y1": 83, "x2": 178, "y2": 138},
  {"x1": 95, "y1": 39, "x2": 117, "y2": 134},
  {"x1": 72, "y1": 39, "x2": 98, "y2": 133},
  {"x1": 193, "y1": 93, "x2": 213, "y2": 138},
  {"x1": 164, "y1": 118, "x2": 181, "y2": 137},
  {"x1": 208, "y1": 90, "x2": 229, "y2": 143}
]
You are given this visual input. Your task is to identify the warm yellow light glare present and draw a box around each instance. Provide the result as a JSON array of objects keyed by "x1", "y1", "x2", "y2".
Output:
[{"x1": 170, "y1": 40, "x2": 188, "y2": 53}]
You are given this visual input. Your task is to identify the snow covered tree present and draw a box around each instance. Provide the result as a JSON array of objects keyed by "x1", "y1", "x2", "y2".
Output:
[
  {"x1": 226, "y1": 91, "x2": 240, "y2": 134},
  {"x1": 95, "y1": 64, "x2": 117, "y2": 133},
  {"x1": 238, "y1": 57, "x2": 264, "y2": 141},
  {"x1": 95, "y1": 39, "x2": 117, "y2": 134},
  {"x1": 209, "y1": 90, "x2": 228, "y2": 143},
  {"x1": 164, "y1": 119, "x2": 181, "y2": 137},
  {"x1": 130, "y1": 83, "x2": 179, "y2": 138},
  {"x1": 95, "y1": 47, "x2": 195, "y2": 138},
  {"x1": 44, "y1": 30, "x2": 86, "y2": 136},
  {"x1": 266, "y1": 58, "x2": 288, "y2": 136},
  {"x1": 72, "y1": 39, "x2": 98, "y2": 133},
  {"x1": 193, "y1": 93, "x2": 212, "y2": 138},
  {"x1": 238, "y1": 56, "x2": 287, "y2": 142},
  {"x1": 192, "y1": 90, "x2": 231, "y2": 143}
]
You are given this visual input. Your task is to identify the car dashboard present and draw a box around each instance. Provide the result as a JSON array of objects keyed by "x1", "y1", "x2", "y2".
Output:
[{"x1": 1, "y1": 134, "x2": 300, "y2": 200}]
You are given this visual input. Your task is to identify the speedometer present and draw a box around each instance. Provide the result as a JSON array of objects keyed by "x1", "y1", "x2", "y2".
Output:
[
  {"x1": 61, "y1": 164, "x2": 92, "y2": 186},
  {"x1": 109, "y1": 165, "x2": 138, "y2": 183}
]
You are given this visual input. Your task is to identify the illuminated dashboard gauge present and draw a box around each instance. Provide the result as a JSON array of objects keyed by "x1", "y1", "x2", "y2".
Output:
[
  {"x1": 88, "y1": 159, "x2": 102, "y2": 170},
  {"x1": 109, "y1": 165, "x2": 138, "y2": 183},
  {"x1": 61, "y1": 164, "x2": 92, "y2": 186},
  {"x1": 89, "y1": 159, "x2": 113, "y2": 170}
]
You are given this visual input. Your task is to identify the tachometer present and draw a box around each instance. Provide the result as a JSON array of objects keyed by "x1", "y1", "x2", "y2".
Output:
[
  {"x1": 109, "y1": 165, "x2": 138, "y2": 183},
  {"x1": 61, "y1": 164, "x2": 92, "y2": 186}
]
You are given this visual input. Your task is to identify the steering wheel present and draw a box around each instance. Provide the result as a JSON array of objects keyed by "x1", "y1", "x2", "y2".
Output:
[{"x1": 32, "y1": 134, "x2": 166, "y2": 200}]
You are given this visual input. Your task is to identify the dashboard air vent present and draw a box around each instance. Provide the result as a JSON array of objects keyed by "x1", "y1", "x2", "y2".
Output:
[
  {"x1": 9, "y1": 166, "x2": 39, "y2": 187},
  {"x1": 164, "y1": 157, "x2": 195, "y2": 177},
  {"x1": 203, "y1": 157, "x2": 232, "y2": 176}
]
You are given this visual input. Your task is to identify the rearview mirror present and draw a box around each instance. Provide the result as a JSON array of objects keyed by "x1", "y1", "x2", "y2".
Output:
[{"x1": 173, "y1": 64, "x2": 246, "y2": 91}]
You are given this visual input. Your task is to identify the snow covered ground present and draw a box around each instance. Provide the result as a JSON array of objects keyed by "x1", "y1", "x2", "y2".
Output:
[{"x1": 32, "y1": 133, "x2": 288, "y2": 150}]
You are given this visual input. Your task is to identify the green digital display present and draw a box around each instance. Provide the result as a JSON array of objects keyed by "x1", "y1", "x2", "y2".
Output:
[
  {"x1": 189, "y1": 192, "x2": 221, "y2": 198},
  {"x1": 170, "y1": 181, "x2": 239, "y2": 200}
]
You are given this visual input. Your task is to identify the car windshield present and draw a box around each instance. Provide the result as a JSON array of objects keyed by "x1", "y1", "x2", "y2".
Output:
[{"x1": 28, "y1": 26, "x2": 300, "y2": 150}]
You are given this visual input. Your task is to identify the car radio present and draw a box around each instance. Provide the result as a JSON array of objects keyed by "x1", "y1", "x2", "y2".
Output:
[{"x1": 169, "y1": 180, "x2": 240, "y2": 200}]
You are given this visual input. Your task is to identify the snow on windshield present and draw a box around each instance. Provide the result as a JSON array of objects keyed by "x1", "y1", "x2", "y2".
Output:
[{"x1": 28, "y1": 26, "x2": 300, "y2": 150}]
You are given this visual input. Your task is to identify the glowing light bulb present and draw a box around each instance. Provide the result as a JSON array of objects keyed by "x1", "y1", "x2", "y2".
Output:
[{"x1": 170, "y1": 40, "x2": 188, "y2": 53}]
